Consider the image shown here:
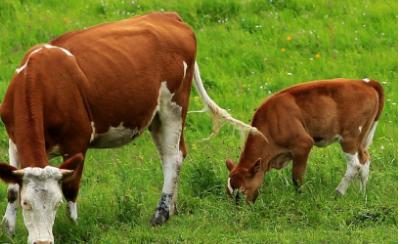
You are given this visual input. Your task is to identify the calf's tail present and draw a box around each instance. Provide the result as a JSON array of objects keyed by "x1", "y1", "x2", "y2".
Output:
[{"x1": 362, "y1": 79, "x2": 385, "y2": 150}]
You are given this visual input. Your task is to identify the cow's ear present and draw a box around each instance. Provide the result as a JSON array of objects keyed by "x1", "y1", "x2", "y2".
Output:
[
  {"x1": 226, "y1": 157, "x2": 235, "y2": 171},
  {"x1": 249, "y1": 158, "x2": 262, "y2": 176},
  {"x1": 0, "y1": 162, "x2": 22, "y2": 184},
  {"x1": 59, "y1": 154, "x2": 84, "y2": 180},
  {"x1": 60, "y1": 154, "x2": 84, "y2": 171}
]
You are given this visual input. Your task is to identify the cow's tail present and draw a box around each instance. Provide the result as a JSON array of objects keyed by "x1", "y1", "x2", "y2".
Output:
[
  {"x1": 192, "y1": 61, "x2": 267, "y2": 142},
  {"x1": 362, "y1": 79, "x2": 385, "y2": 150}
]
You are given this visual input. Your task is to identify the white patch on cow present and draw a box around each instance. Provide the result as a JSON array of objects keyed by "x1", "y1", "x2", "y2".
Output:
[
  {"x1": 20, "y1": 166, "x2": 64, "y2": 244},
  {"x1": 66, "y1": 201, "x2": 78, "y2": 222},
  {"x1": 15, "y1": 47, "x2": 43, "y2": 74},
  {"x1": 8, "y1": 139, "x2": 20, "y2": 167},
  {"x1": 16, "y1": 63, "x2": 28, "y2": 74},
  {"x1": 336, "y1": 152, "x2": 361, "y2": 195},
  {"x1": 363, "y1": 78, "x2": 371, "y2": 82},
  {"x1": 44, "y1": 44, "x2": 73, "y2": 56},
  {"x1": 358, "y1": 126, "x2": 362, "y2": 133},
  {"x1": 183, "y1": 61, "x2": 188, "y2": 79},
  {"x1": 227, "y1": 178, "x2": 234, "y2": 195},
  {"x1": 90, "y1": 122, "x2": 96, "y2": 143},
  {"x1": 363, "y1": 121, "x2": 378, "y2": 150},
  {"x1": 89, "y1": 123, "x2": 139, "y2": 148},
  {"x1": 1, "y1": 139, "x2": 21, "y2": 236},
  {"x1": 15, "y1": 44, "x2": 73, "y2": 74},
  {"x1": 47, "y1": 145, "x2": 62, "y2": 160}
]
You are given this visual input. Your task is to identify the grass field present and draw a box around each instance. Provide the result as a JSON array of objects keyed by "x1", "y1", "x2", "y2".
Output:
[{"x1": 0, "y1": 0, "x2": 398, "y2": 243}]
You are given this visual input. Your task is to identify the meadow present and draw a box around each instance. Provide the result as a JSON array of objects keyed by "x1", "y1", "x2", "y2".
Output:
[{"x1": 0, "y1": 0, "x2": 398, "y2": 243}]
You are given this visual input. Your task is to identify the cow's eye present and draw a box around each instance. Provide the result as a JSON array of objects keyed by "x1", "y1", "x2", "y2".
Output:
[{"x1": 22, "y1": 201, "x2": 32, "y2": 210}]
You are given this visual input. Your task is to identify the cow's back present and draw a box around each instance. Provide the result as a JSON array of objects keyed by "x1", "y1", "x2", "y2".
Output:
[{"x1": 49, "y1": 11, "x2": 197, "y2": 135}]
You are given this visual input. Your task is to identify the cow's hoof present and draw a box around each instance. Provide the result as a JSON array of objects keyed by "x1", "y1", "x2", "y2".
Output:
[{"x1": 150, "y1": 208, "x2": 169, "y2": 226}]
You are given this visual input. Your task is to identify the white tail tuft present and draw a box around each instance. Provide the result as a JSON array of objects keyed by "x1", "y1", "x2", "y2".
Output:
[{"x1": 192, "y1": 61, "x2": 268, "y2": 142}]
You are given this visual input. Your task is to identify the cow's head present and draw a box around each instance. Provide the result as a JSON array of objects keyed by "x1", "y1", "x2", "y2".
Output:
[
  {"x1": 225, "y1": 157, "x2": 265, "y2": 204},
  {"x1": 0, "y1": 154, "x2": 83, "y2": 244}
]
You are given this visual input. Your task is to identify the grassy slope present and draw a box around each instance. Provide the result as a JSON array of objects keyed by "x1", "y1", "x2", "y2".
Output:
[{"x1": 0, "y1": 0, "x2": 398, "y2": 243}]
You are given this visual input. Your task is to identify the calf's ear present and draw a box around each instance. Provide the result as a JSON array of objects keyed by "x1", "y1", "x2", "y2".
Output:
[
  {"x1": 226, "y1": 157, "x2": 235, "y2": 171},
  {"x1": 0, "y1": 162, "x2": 22, "y2": 184}
]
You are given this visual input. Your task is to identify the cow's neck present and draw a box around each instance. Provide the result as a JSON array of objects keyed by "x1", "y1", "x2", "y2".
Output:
[{"x1": 14, "y1": 80, "x2": 48, "y2": 168}]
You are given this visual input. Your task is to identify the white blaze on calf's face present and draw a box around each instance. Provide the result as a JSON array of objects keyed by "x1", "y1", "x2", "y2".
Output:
[
  {"x1": 20, "y1": 166, "x2": 64, "y2": 244},
  {"x1": 227, "y1": 178, "x2": 234, "y2": 196}
]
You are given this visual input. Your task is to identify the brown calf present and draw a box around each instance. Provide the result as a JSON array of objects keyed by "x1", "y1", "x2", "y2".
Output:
[
  {"x1": 226, "y1": 78, "x2": 384, "y2": 203},
  {"x1": 0, "y1": 12, "x2": 257, "y2": 244}
]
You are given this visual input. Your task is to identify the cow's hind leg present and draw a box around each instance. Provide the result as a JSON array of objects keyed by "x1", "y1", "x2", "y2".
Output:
[
  {"x1": 1, "y1": 140, "x2": 20, "y2": 237},
  {"x1": 150, "y1": 88, "x2": 186, "y2": 226},
  {"x1": 150, "y1": 116, "x2": 183, "y2": 216}
]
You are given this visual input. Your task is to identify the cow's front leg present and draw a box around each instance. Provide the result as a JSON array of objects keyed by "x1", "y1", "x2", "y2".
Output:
[
  {"x1": 2, "y1": 184, "x2": 19, "y2": 237},
  {"x1": 2, "y1": 139, "x2": 21, "y2": 236},
  {"x1": 60, "y1": 153, "x2": 86, "y2": 223}
]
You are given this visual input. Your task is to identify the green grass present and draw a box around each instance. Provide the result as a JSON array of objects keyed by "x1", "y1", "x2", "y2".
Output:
[{"x1": 0, "y1": 0, "x2": 398, "y2": 243}]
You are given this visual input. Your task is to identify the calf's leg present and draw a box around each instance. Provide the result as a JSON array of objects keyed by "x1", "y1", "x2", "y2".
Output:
[{"x1": 290, "y1": 135, "x2": 314, "y2": 189}]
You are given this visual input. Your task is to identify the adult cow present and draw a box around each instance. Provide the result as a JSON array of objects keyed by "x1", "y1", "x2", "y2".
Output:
[
  {"x1": 225, "y1": 78, "x2": 384, "y2": 204},
  {"x1": 0, "y1": 12, "x2": 257, "y2": 244}
]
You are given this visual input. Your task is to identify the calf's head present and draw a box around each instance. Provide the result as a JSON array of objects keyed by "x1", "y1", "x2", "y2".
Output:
[
  {"x1": 225, "y1": 157, "x2": 265, "y2": 204},
  {"x1": 0, "y1": 154, "x2": 83, "y2": 244}
]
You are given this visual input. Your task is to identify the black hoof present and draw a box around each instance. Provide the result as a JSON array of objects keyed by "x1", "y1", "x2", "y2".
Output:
[{"x1": 150, "y1": 207, "x2": 169, "y2": 226}]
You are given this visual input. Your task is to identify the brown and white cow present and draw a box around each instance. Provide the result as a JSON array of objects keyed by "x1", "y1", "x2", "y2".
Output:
[
  {"x1": 226, "y1": 78, "x2": 384, "y2": 204},
  {"x1": 0, "y1": 12, "x2": 257, "y2": 244}
]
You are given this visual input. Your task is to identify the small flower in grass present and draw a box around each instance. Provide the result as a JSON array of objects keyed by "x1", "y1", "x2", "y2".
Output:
[
  {"x1": 287, "y1": 36, "x2": 292, "y2": 40},
  {"x1": 281, "y1": 48, "x2": 286, "y2": 52},
  {"x1": 315, "y1": 54, "x2": 321, "y2": 58}
]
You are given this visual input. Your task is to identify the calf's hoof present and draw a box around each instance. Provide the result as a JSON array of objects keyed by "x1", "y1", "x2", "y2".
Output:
[{"x1": 335, "y1": 189, "x2": 345, "y2": 196}]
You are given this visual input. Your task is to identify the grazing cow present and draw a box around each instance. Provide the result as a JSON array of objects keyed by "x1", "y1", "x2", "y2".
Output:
[
  {"x1": 0, "y1": 12, "x2": 257, "y2": 244},
  {"x1": 225, "y1": 78, "x2": 384, "y2": 204}
]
